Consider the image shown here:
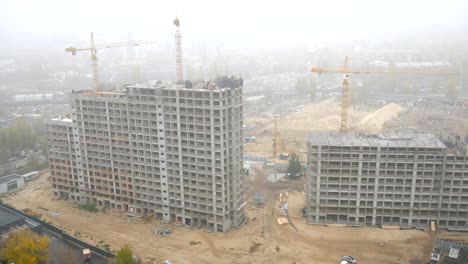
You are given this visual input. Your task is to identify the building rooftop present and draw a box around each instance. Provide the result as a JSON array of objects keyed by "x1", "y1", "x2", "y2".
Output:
[
  {"x1": 432, "y1": 238, "x2": 468, "y2": 264},
  {"x1": 72, "y1": 77, "x2": 244, "y2": 99},
  {"x1": 0, "y1": 205, "x2": 24, "y2": 228},
  {"x1": 0, "y1": 174, "x2": 23, "y2": 184},
  {"x1": 307, "y1": 131, "x2": 447, "y2": 148},
  {"x1": 128, "y1": 77, "x2": 243, "y2": 91},
  {"x1": 22, "y1": 171, "x2": 38, "y2": 177}
]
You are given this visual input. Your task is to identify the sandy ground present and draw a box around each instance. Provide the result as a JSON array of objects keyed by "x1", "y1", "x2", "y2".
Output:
[
  {"x1": 244, "y1": 100, "x2": 402, "y2": 159},
  {"x1": 385, "y1": 101, "x2": 468, "y2": 135},
  {"x1": 4, "y1": 172, "x2": 441, "y2": 264},
  {"x1": 355, "y1": 103, "x2": 403, "y2": 133}
]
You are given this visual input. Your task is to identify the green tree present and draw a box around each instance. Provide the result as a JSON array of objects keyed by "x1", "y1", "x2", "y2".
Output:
[
  {"x1": 2, "y1": 229, "x2": 49, "y2": 264},
  {"x1": 287, "y1": 153, "x2": 302, "y2": 179},
  {"x1": 116, "y1": 245, "x2": 134, "y2": 264},
  {"x1": 0, "y1": 118, "x2": 44, "y2": 161}
]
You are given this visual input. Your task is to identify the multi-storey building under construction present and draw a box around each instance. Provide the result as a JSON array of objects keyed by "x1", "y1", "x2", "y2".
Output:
[
  {"x1": 46, "y1": 78, "x2": 246, "y2": 232},
  {"x1": 306, "y1": 132, "x2": 468, "y2": 230}
]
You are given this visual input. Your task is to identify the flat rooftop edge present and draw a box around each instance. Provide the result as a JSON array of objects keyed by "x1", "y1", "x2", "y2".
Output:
[
  {"x1": 307, "y1": 131, "x2": 447, "y2": 148},
  {"x1": 0, "y1": 174, "x2": 23, "y2": 184}
]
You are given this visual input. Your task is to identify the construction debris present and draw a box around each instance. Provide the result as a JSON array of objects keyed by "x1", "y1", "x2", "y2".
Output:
[
  {"x1": 154, "y1": 229, "x2": 172, "y2": 237},
  {"x1": 277, "y1": 217, "x2": 289, "y2": 225},
  {"x1": 50, "y1": 212, "x2": 60, "y2": 217},
  {"x1": 253, "y1": 192, "x2": 264, "y2": 206},
  {"x1": 265, "y1": 173, "x2": 286, "y2": 183},
  {"x1": 381, "y1": 226, "x2": 401, "y2": 230},
  {"x1": 249, "y1": 241, "x2": 263, "y2": 253}
]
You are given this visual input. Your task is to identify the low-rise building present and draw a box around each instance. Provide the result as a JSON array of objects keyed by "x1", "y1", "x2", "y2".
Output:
[
  {"x1": 430, "y1": 238, "x2": 468, "y2": 264},
  {"x1": 22, "y1": 171, "x2": 39, "y2": 182},
  {"x1": 0, "y1": 206, "x2": 27, "y2": 235},
  {"x1": 0, "y1": 174, "x2": 25, "y2": 194}
]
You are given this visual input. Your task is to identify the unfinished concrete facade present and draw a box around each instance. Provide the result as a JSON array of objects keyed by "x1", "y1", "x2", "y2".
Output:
[
  {"x1": 306, "y1": 132, "x2": 468, "y2": 230},
  {"x1": 46, "y1": 78, "x2": 246, "y2": 232},
  {"x1": 46, "y1": 117, "x2": 85, "y2": 202}
]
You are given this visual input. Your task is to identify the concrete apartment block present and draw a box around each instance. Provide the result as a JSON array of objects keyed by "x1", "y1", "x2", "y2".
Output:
[
  {"x1": 306, "y1": 132, "x2": 468, "y2": 230},
  {"x1": 46, "y1": 78, "x2": 246, "y2": 232},
  {"x1": 45, "y1": 117, "x2": 85, "y2": 202}
]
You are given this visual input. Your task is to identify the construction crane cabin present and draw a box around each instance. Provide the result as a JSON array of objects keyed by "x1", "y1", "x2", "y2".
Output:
[
  {"x1": 311, "y1": 56, "x2": 459, "y2": 132},
  {"x1": 65, "y1": 33, "x2": 157, "y2": 93}
]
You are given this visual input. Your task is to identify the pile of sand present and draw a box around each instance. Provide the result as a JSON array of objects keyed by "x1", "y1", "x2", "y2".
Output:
[
  {"x1": 317, "y1": 115, "x2": 341, "y2": 130},
  {"x1": 244, "y1": 101, "x2": 373, "y2": 155},
  {"x1": 355, "y1": 103, "x2": 403, "y2": 133}
]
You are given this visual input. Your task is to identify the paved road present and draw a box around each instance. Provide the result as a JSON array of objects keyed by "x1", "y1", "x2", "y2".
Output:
[{"x1": 42, "y1": 228, "x2": 109, "y2": 264}]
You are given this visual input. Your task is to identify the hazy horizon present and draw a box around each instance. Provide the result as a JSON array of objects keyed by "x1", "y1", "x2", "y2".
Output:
[{"x1": 0, "y1": 0, "x2": 466, "y2": 51}]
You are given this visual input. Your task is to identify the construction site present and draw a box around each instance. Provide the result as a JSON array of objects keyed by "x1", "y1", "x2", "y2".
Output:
[
  {"x1": 5, "y1": 91, "x2": 468, "y2": 263},
  {"x1": 1, "y1": 11, "x2": 468, "y2": 264},
  {"x1": 3, "y1": 170, "x2": 436, "y2": 264}
]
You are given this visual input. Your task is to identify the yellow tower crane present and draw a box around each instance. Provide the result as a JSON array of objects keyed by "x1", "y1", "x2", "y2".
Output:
[
  {"x1": 311, "y1": 56, "x2": 459, "y2": 132},
  {"x1": 65, "y1": 32, "x2": 157, "y2": 92},
  {"x1": 273, "y1": 116, "x2": 289, "y2": 160}
]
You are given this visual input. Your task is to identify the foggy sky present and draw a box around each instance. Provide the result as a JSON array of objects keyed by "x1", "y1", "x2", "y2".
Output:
[{"x1": 0, "y1": 0, "x2": 466, "y2": 50}]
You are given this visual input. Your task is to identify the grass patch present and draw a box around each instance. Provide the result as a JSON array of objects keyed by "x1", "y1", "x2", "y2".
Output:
[
  {"x1": 79, "y1": 204, "x2": 99, "y2": 213},
  {"x1": 102, "y1": 244, "x2": 111, "y2": 252}
]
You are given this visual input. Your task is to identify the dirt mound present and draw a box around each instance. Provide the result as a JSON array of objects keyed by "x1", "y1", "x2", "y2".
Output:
[
  {"x1": 355, "y1": 103, "x2": 403, "y2": 133},
  {"x1": 244, "y1": 101, "x2": 372, "y2": 157},
  {"x1": 249, "y1": 241, "x2": 263, "y2": 253},
  {"x1": 317, "y1": 115, "x2": 341, "y2": 130}
]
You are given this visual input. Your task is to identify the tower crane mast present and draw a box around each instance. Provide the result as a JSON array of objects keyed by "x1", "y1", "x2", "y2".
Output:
[{"x1": 174, "y1": 16, "x2": 183, "y2": 83}]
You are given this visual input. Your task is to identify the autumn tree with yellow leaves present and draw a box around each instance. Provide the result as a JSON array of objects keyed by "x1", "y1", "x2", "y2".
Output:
[{"x1": 2, "y1": 229, "x2": 49, "y2": 264}]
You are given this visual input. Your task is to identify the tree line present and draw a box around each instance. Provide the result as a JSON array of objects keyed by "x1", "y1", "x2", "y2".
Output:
[
  {"x1": 0, "y1": 228, "x2": 137, "y2": 264},
  {"x1": 0, "y1": 118, "x2": 45, "y2": 163}
]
